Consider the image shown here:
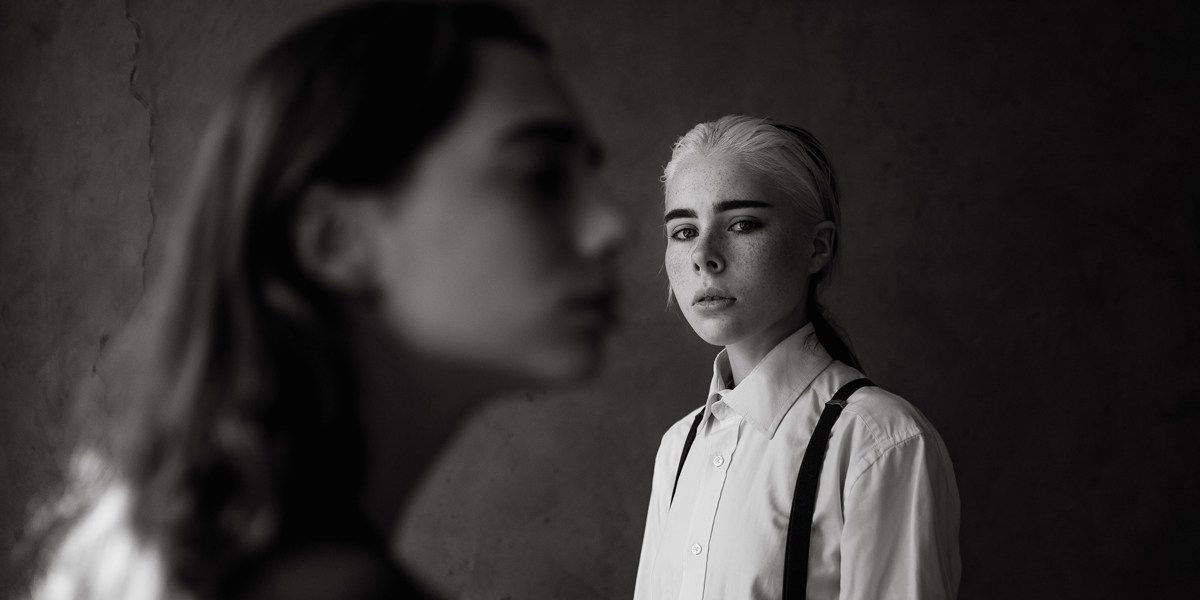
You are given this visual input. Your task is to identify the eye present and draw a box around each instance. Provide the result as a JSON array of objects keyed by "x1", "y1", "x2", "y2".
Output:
[
  {"x1": 669, "y1": 226, "x2": 698, "y2": 241},
  {"x1": 525, "y1": 164, "x2": 570, "y2": 201},
  {"x1": 729, "y1": 220, "x2": 761, "y2": 233}
]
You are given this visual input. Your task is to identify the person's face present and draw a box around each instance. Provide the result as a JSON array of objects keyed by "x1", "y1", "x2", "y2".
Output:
[
  {"x1": 663, "y1": 154, "x2": 813, "y2": 348},
  {"x1": 361, "y1": 42, "x2": 624, "y2": 383}
]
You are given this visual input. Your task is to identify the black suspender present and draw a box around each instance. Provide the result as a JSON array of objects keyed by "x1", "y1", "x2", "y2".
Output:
[
  {"x1": 782, "y1": 377, "x2": 872, "y2": 599},
  {"x1": 670, "y1": 377, "x2": 874, "y2": 600},
  {"x1": 671, "y1": 410, "x2": 706, "y2": 504}
]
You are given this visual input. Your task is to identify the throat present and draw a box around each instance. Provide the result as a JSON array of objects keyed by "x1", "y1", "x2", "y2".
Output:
[{"x1": 725, "y1": 312, "x2": 810, "y2": 385}]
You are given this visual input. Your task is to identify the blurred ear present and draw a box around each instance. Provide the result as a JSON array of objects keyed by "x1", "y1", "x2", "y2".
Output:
[
  {"x1": 294, "y1": 184, "x2": 373, "y2": 293},
  {"x1": 807, "y1": 220, "x2": 836, "y2": 274}
]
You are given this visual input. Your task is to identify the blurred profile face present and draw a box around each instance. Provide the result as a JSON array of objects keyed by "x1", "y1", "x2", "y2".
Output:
[
  {"x1": 359, "y1": 42, "x2": 623, "y2": 383},
  {"x1": 663, "y1": 154, "x2": 812, "y2": 347}
]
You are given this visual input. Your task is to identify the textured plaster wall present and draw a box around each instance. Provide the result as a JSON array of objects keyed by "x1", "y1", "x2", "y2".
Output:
[
  {"x1": 1, "y1": 0, "x2": 151, "y2": 594},
  {"x1": 2, "y1": 0, "x2": 1198, "y2": 598}
]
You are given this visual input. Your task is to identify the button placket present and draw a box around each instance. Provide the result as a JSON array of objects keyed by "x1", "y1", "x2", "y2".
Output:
[{"x1": 678, "y1": 412, "x2": 741, "y2": 600}]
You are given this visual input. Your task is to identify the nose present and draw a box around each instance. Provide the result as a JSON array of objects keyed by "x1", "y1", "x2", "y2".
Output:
[
  {"x1": 576, "y1": 192, "x2": 627, "y2": 260},
  {"x1": 691, "y1": 231, "x2": 725, "y2": 274}
]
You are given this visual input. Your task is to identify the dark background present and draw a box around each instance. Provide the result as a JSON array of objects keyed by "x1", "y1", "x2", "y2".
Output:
[{"x1": 2, "y1": 0, "x2": 1197, "y2": 597}]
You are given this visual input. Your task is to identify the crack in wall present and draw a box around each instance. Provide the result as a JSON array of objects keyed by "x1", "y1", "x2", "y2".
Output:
[{"x1": 125, "y1": 0, "x2": 155, "y2": 293}]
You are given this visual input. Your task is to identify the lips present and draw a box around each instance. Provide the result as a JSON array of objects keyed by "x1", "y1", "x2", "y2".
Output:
[
  {"x1": 692, "y1": 287, "x2": 736, "y2": 310},
  {"x1": 564, "y1": 282, "x2": 619, "y2": 329}
]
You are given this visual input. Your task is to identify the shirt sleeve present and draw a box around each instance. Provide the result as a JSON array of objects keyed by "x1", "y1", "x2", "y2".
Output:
[
  {"x1": 839, "y1": 432, "x2": 961, "y2": 600},
  {"x1": 632, "y1": 428, "x2": 678, "y2": 600}
]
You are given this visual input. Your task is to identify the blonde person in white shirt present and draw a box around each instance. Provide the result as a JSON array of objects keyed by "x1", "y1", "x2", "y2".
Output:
[{"x1": 634, "y1": 115, "x2": 960, "y2": 600}]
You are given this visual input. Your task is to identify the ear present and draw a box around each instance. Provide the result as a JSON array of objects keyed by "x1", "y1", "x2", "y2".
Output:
[
  {"x1": 807, "y1": 220, "x2": 836, "y2": 275},
  {"x1": 293, "y1": 184, "x2": 374, "y2": 293}
]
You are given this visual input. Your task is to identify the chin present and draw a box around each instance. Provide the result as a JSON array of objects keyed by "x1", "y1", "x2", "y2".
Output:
[
  {"x1": 695, "y1": 330, "x2": 745, "y2": 347},
  {"x1": 520, "y1": 340, "x2": 604, "y2": 384},
  {"x1": 685, "y1": 313, "x2": 749, "y2": 347}
]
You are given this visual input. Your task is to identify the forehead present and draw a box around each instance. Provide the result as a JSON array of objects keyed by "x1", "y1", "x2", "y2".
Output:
[
  {"x1": 443, "y1": 41, "x2": 584, "y2": 148},
  {"x1": 665, "y1": 154, "x2": 775, "y2": 210}
]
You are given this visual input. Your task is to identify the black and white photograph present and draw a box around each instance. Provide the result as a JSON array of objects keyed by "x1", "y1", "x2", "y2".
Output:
[{"x1": 1, "y1": 0, "x2": 1196, "y2": 598}]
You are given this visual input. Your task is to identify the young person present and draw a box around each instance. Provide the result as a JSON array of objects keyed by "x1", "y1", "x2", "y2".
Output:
[
  {"x1": 634, "y1": 115, "x2": 959, "y2": 599},
  {"x1": 28, "y1": 3, "x2": 624, "y2": 599}
]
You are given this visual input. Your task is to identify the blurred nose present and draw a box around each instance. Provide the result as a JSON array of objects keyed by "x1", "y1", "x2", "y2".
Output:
[
  {"x1": 691, "y1": 231, "x2": 725, "y2": 274},
  {"x1": 576, "y1": 191, "x2": 627, "y2": 261}
]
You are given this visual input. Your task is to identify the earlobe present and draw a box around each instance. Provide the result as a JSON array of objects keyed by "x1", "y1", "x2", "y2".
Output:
[
  {"x1": 807, "y1": 221, "x2": 836, "y2": 275},
  {"x1": 293, "y1": 184, "x2": 374, "y2": 293}
]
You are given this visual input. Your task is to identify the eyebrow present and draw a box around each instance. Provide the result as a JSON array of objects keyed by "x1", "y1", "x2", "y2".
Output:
[
  {"x1": 663, "y1": 199, "x2": 772, "y2": 223},
  {"x1": 500, "y1": 118, "x2": 604, "y2": 165}
]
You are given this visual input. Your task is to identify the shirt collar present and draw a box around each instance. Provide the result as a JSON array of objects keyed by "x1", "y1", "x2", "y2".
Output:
[{"x1": 704, "y1": 323, "x2": 833, "y2": 439}]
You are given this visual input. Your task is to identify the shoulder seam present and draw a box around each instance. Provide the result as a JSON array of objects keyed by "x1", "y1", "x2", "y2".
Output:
[
  {"x1": 841, "y1": 399, "x2": 925, "y2": 450},
  {"x1": 845, "y1": 430, "x2": 924, "y2": 493}
]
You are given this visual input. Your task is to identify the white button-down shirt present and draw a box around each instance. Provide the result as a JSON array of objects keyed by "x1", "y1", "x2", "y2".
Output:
[{"x1": 634, "y1": 325, "x2": 960, "y2": 600}]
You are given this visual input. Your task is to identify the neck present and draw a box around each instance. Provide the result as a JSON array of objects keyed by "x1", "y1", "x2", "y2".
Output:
[
  {"x1": 345, "y1": 309, "x2": 515, "y2": 540},
  {"x1": 725, "y1": 302, "x2": 809, "y2": 386}
]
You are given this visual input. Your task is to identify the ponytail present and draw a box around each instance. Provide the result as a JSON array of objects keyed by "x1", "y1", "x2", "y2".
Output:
[{"x1": 806, "y1": 282, "x2": 862, "y2": 372}]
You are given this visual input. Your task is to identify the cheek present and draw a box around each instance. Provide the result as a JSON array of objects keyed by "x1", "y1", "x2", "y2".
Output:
[
  {"x1": 735, "y1": 233, "x2": 806, "y2": 305},
  {"x1": 434, "y1": 208, "x2": 559, "y2": 323},
  {"x1": 664, "y1": 245, "x2": 692, "y2": 288},
  {"x1": 373, "y1": 197, "x2": 562, "y2": 355}
]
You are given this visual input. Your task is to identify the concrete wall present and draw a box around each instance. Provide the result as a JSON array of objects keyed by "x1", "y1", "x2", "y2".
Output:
[{"x1": 3, "y1": 0, "x2": 1197, "y2": 597}]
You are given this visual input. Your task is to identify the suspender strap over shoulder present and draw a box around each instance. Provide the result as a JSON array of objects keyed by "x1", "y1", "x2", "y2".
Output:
[
  {"x1": 667, "y1": 377, "x2": 875, "y2": 600},
  {"x1": 782, "y1": 377, "x2": 874, "y2": 600}
]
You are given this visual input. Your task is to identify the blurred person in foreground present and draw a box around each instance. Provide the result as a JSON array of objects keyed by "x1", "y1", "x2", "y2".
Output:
[{"x1": 27, "y1": 2, "x2": 624, "y2": 598}]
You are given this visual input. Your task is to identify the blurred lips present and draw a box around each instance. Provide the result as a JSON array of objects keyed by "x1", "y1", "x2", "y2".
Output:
[
  {"x1": 563, "y1": 280, "x2": 618, "y2": 332},
  {"x1": 692, "y1": 287, "x2": 736, "y2": 311}
]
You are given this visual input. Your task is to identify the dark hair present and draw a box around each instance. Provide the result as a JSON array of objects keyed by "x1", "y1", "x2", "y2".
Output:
[
  {"x1": 33, "y1": 2, "x2": 547, "y2": 598},
  {"x1": 664, "y1": 115, "x2": 863, "y2": 371}
]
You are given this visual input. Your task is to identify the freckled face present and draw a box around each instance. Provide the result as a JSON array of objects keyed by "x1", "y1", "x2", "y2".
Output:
[{"x1": 664, "y1": 154, "x2": 812, "y2": 347}]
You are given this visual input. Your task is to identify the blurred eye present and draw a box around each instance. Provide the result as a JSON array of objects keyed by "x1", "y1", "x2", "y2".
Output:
[
  {"x1": 669, "y1": 226, "x2": 698, "y2": 241},
  {"x1": 518, "y1": 152, "x2": 585, "y2": 209},
  {"x1": 729, "y1": 220, "x2": 761, "y2": 233},
  {"x1": 525, "y1": 165, "x2": 568, "y2": 199}
]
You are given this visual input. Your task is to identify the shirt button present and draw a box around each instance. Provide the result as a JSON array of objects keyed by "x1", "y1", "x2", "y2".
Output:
[
  {"x1": 712, "y1": 455, "x2": 724, "y2": 467},
  {"x1": 691, "y1": 543, "x2": 703, "y2": 555}
]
